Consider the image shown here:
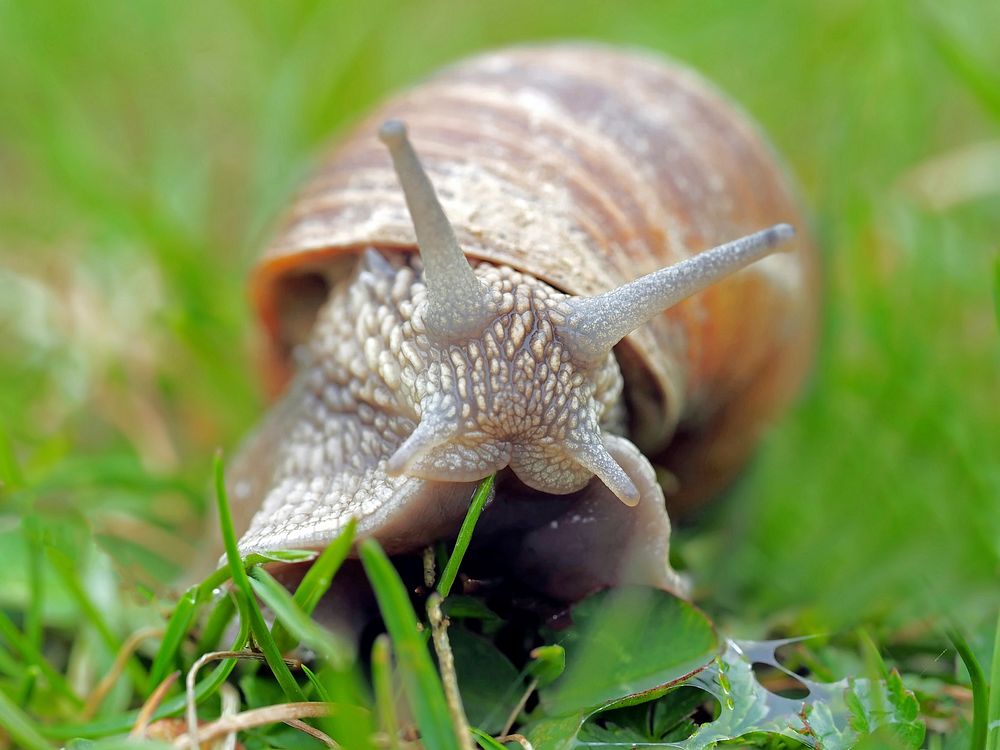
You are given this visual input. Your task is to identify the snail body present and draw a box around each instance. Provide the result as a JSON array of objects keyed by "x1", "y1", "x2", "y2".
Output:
[{"x1": 227, "y1": 44, "x2": 817, "y2": 601}]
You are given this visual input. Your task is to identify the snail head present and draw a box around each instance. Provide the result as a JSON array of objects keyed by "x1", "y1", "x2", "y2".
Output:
[{"x1": 377, "y1": 119, "x2": 795, "y2": 507}]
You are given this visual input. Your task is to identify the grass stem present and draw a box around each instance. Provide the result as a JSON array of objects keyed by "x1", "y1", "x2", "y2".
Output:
[
  {"x1": 948, "y1": 628, "x2": 987, "y2": 750},
  {"x1": 986, "y1": 610, "x2": 1000, "y2": 750},
  {"x1": 213, "y1": 453, "x2": 305, "y2": 703},
  {"x1": 438, "y1": 475, "x2": 494, "y2": 598}
]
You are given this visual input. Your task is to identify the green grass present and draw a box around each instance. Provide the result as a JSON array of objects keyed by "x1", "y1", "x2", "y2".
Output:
[{"x1": 0, "y1": 0, "x2": 997, "y2": 747}]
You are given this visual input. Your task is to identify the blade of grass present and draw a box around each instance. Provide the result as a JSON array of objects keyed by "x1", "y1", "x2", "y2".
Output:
[
  {"x1": 0, "y1": 608, "x2": 83, "y2": 708},
  {"x1": 196, "y1": 549, "x2": 318, "y2": 601},
  {"x1": 438, "y1": 475, "x2": 494, "y2": 598},
  {"x1": 43, "y1": 593, "x2": 250, "y2": 740},
  {"x1": 372, "y1": 634, "x2": 401, "y2": 750},
  {"x1": 46, "y1": 544, "x2": 149, "y2": 694},
  {"x1": 271, "y1": 517, "x2": 356, "y2": 653},
  {"x1": 301, "y1": 663, "x2": 332, "y2": 703},
  {"x1": 949, "y1": 628, "x2": 987, "y2": 750},
  {"x1": 993, "y1": 256, "x2": 999, "y2": 332},
  {"x1": 249, "y1": 567, "x2": 353, "y2": 670},
  {"x1": 0, "y1": 425, "x2": 24, "y2": 491},
  {"x1": 300, "y1": 661, "x2": 377, "y2": 750},
  {"x1": 196, "y1": 591, "x2": 236, "y2": 653},
  {"x1": 471, "y1": 727, "x2": 509, "y2": 750},
  {"x1": 23, "y1": 515, "x2": 44, "y2": 651},
  {"x1": 0, "y1": 642, "x2": 21, "y2": 677},
  {"x1": 360, "y1": 538, "x2": 462, "y2": 750},
  {"x1": 986, "y1": 610, "x2": 1000, "y2": 750},
  {"x1": 290, "y1": 517, "x2": 356, "y2": 614},
  {"x1": 148, "y1": 585, "x2": 200, "y2": 688},
  {"x1": 0, "y1": 686, "x2": 52, "y2": 750},
  {"x1": 213, "y1": 452, "x2": 305, "y2": 702},
  {"x1": 17, "y1": 664, "x2": 40, "y2": 706},
  {"x1": 922, "y1": 7, "x2": 1000, "y2": 123}
]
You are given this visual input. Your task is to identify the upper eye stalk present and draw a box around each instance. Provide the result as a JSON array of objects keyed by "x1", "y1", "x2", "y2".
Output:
[{"x1": 379, "y1": 120, "x2": 494, "y2": 344}]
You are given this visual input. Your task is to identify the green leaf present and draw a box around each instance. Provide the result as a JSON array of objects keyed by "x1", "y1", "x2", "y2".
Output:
[
  {"x1": 523, "y1": 714, "x2": 588, "y2": 750},
  {"x1": 238, "y1": 671, "x2": 285, "y2": 709},
  {"x1": 575, "y1": 687, "x2": 707, "y2": 746},
  {"x1": 359, "y1": 538, "x2": 462, "y2": 750},
  {"x1": 438, "y1": 474, "x2": 494, "y2": 598},
  {"x1": 650, "y1": 688, "x2": 708, "y2": 740},
  {"x1": 678, "y1": 647, "x2": 782, "y2": 748},
  {"x1": 448, "y1": 626, "x2": 523, "y2": 734},
  {"x1": 528, "y1": 645, "x2": 566, "y2": 689},
  {"x1": 212, "y1": 453, "x2": 304, "y2": 702},
  {"x1": 540, "y1": 587, "x2": 719, "y2": 718},
  {"x1": 441, "y1": 596, "x2": 504, "y2": 626},
  {"x1": 301, "y1": 663, "x2": 332, "y2": 703},
  {"x1": 530, "y1": 633, "x2": 927, "y2": 750}
]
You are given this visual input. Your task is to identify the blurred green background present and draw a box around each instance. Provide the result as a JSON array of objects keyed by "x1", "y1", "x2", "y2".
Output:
[{"x1": 0, "y1": 0, "x2": 996, "y2": 644}]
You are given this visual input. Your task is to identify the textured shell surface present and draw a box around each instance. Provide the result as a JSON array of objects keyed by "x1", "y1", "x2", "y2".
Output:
[{"x1": 227, "y1": 42, "x2": 817, "y2": 603}]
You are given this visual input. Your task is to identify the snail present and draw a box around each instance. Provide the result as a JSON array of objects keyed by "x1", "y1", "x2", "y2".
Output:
[{"x1": 224, "y1": 44, "x2": 817, "y2": 604}]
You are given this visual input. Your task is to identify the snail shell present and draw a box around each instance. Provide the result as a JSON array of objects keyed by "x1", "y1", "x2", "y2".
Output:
[{"x1": 226, "y1": 44, "x2": 817, "y2": 601}]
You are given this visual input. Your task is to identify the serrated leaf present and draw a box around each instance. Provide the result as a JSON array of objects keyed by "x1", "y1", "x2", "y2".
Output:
[
  {"x1": 831, "y1": 674, "x2": 925, "y2": 749},
  {"x1": 678, "y1": 640, "x2": 925, "y2": 750}
]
